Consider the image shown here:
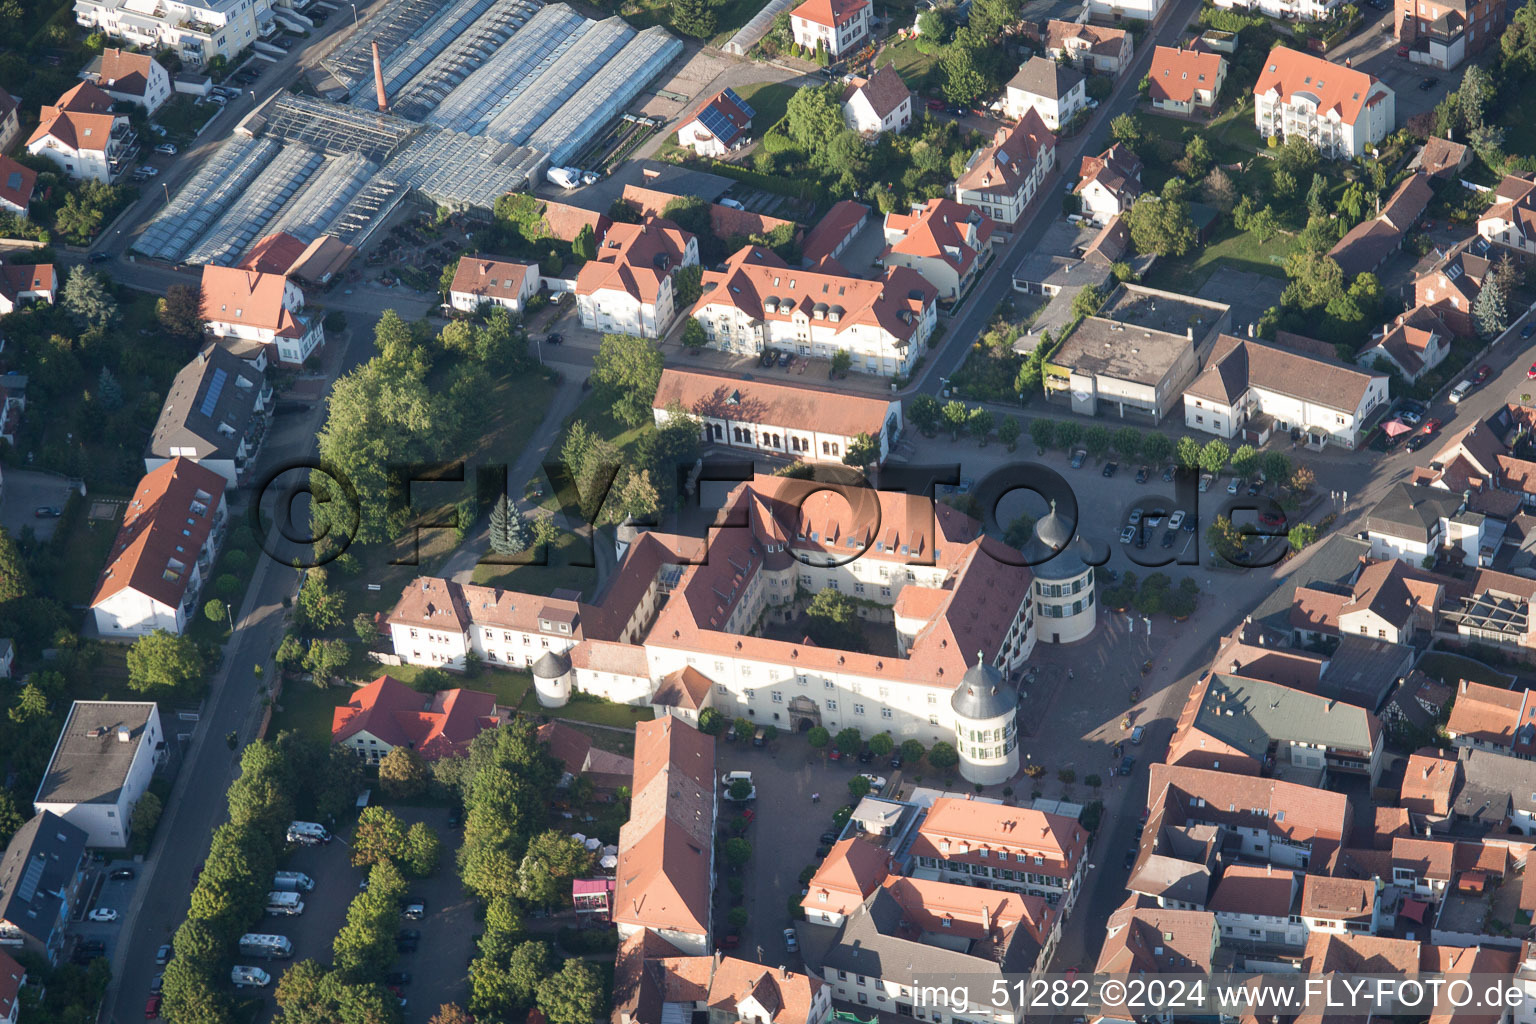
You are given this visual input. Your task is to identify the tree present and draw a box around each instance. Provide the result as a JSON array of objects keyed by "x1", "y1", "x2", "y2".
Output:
[
  {"x1": 1110, "y1": 113, "x2": 1141, "y2": 151},
  {"x1": 1142, "y1": 432, "x2": 1172, "y2": 466},
  {"x1": 682, "y1": 318, "x2": 708, "y2": 349},
  {"x1": 1179, "y1": 134, "x2": 1212, "y2": 179},
  {"x1": 0, "y1": 791, "x2": 22, "y2": 848},
  {"x1": 1474, "y1": 277, "x2": 1509, "y2": 338},
  {"x1": 1083, "y1": 425, "x2": 1111, "y2": 459},
  {"x1": 807, "y1": 725, "x2": 830, "y2": 748},
  {"x1": 1198, "y1": 439, "x2": 1231, "y2": 475},
  {"x1": 617, "y1": 470, "x2": 660, "y2": 521},
  {"x1": 276, "y1": 633, "x2": 305, "y2": 671},
  {"x1": 671, "y1": 0, "x2": 716, "y2": 35},
  {"x1": 55, "y1": 192, "x2": 105, "y2": 244},
  {"x1": 1030, "y1": 417, "x2": 1056, "y2": 450},
  {"x1": 909, "y1": 394, "x2": 942, "y2": 436},
  {"x1": 1305, "y1": 173, "x2": 1329, "y2": 219},
  {"x1": 928, "y1": 742, "x2": 959, "y2": 771},
  {"x1": 129, "y1": 790, "x2": 162, "y2": 846},
  {"x1": 1205, "y1": 515, "x2": 1245, "y2": 561},
  {"x1": 1291, "y1": 464, "x2": 1315, "y2": 492},
  {"x1": 698, "y1": 707, "x2": 726, "y2": 736},
  {"x1": 352, "y1": 806, "x2": 408, "y2": 868},
  {"x1": 506, "y1": 941, "x2": 556, "y2": 1011},
  {"x1": 203, "y1": 598, "x2": 227, "y2": 624},
  {"x1": 941, "y1": 400, "x2": 969, "y2": 439},
  {"x1": 868, "y1": 732, "x2": 894, "y2": 756},
  {"x1": 1055, "y1": 420, "x2": 1082, "y2": 450},
  {"x1": 1288, "y1": 523, "x2": 1318, "y2": 550},
  {"x1": 674, "y1": 264, "x2": 704, "y2": 308},
  {"x1": 969, "y1": 408, "x2": 994, "y2": 445},
  {"x1": 1247, "y1": 205, "x2": 1280, "y2": 244},
  {"x1": 379, "y1": 746, "x2": 430, "y2": 800},
  {"x1": 518, "y1": 831, "x2": 594, "y2": 906},
  {"x1": 1276, "y1": 135, "x2": 1319, "y2": 177},
  {"x1": 538, "y1": 960, "x2": 605, "y2": 1024},
  {"x1": 969, "y1": 0, "x2": 1020, "y2": 36},
  {"x1": 938, "y1": 29, "x2": 990, "y2": 104},
  {"x1": 126, "y1": 630, "x2": 204, "y2": 695},
  {"x1": 917, "y1": 7, "x2": 945, "y2": 43},
  {"x1": 835, "y1": 728, "x2": 863, "y2": 756},
  {"x1": 592, "y1": 334, "x2": 664, "y2": 427},
  {"x1": 1231, "y1": 444, "x2": 1259, "y2": 478},
  {"x1": 784, "y1": 85, "x2": 846, "y2": 153},
  {"x1": 900, "y1": 739, "x2": 926, "y2": 764},
  {"x1": 302, "y1": 638, "x2": 349, "y2": 681},
  {"x1": 1458, "y1": 63, "x2": 1494, "y2": 130},
  {"x1": 487, "y1": 494, "x2": 530, "y2": 556},
  {"x1": 843, "y1": 432, "x2": 880, "y2": 469},
  {"x1": 997, "y1": 416, "x2": 1021, "y2": 450},
  {"x1": 0, "y1": 528, "x2": 30, "y2": 604},
  {"x1": 1259, "y1": 451, "x2": 1291, "y2": 487},
  {"x1": 848, "y1": 775, "x2": 872, "y2": 799},
  {"x1": 430, "y1": 1006, "x2": 474, "y2": 1024},
  {"x1": 1504, "y1": 0, "x2": 1536, "y2": 75},
  {"x1": 1201, "y1": 167, "x2": 1237, "y2": 212},
  {"x1": 571, "y1": 224, "x2": 597, "y2": 263},
  {"x1": 297, "y1": 568, "x2": 346, "y2": 632},
  {"x1": 831, "y1": 349, "x2": 853, "y2": 377},
  {"x1": 1125, "y1": 191, "x2": 1197, "y2": 257},
  {"x1": 724, "y1": 837, "x2": 752, "y2": 868},
  {"x1": 157, "y1": 283, "x2": 204, "y2": 337},
  {"x1": 805, "y1": 588, "x2": 865, "y2": 650},
  {"x1": 1112, "y1": 427, "x2": 1142, "y2": 461}
]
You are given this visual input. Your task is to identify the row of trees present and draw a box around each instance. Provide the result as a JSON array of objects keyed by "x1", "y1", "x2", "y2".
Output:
[
  {"x1": 1101, "y1": 573, "x2": 1200, "y2": 618},
  {"x1": 163, "y1": 735, "x2": 364, "y2": 1024}
]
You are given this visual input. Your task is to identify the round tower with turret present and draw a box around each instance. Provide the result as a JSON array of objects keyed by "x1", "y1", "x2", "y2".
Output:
[
  {"x1": 951, "y1": 657, "x2": 1019, "y2": 786},
  {"x1": 532, "y1": 650, "x2": 573, "y2": 707},
  {"x1": 1020, "y1": 501, "x2": 1097, "y2": 645}
]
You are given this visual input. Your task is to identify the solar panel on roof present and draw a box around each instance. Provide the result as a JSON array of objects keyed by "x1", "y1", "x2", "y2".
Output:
[
  {"x1": 723, "y1": 86, "x2": 754, "y2": 119},
  {"x1": 200, "y1": 368, "x2": 228, "y2": 418},
  {"x1": 17, "y1": 854, "x2": 44, "y2": 902},
  {"x1": 699, "y1": 105, "x2": 738, "y2": 141}
]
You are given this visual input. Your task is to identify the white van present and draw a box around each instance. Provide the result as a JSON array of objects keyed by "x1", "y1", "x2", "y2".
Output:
[
  {"x1": 239, "y1": 934, "x2": 293, "y2": 959},
  {"x1": 231, "y1": 965, "x2": 271, "y2": 987},
  {"x1": 264, "y1": 891, "x2": 304, "y2": 916},
  {"x1": 1449, "y1": 380, "x2": 1473, "y2": 403},
  {"x1": 286, "y1": 821, "x2": 330, "y2": 844},
  {"x1": 271, "y1": 871, "x2": 315, "y2": 892}
]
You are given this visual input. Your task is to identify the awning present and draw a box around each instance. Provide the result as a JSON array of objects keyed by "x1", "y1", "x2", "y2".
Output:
[
  {"x1": 1457, "y1": 870, "x2": 1487, "y2": 892},
  {"x1": 1400, "y1": 898, "x2": 1428, "y2": 923},
  {"x1": 1383, "y1": 418, "x2": 1412, "y2": 437}
]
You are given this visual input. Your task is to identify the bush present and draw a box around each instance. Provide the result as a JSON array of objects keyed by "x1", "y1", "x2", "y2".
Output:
[{"x1": 556, "y1": 927, "x2": 619, "y2": 954}]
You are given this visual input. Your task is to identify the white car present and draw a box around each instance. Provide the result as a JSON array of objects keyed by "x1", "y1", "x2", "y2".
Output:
[
  {"x1": 1119, "y1": 525, "x2": 1135, "y2": 544},
  {"x1": 1227, "y1": 477, "x2": 1242, "y2": 495},
  {"x1": 1144, "y1": 510, "x2": 1165, "y2": 529},
  {"x1": 138, "y1": 165, "x2": 159, "y2": 177},
  {"x1": 1127, "y1": 508, "x2": 1143, "y2": 526},
  {"x1": 87, "y1": 908, "x2": 118, "y2": 923},
  {"x1": 1168, "y1": 510, "x2": 1186, "y2": 530},
  {"x1": 783, "y1": 928, "x2": 799, "y2": 953},
  {"x1": 155, "y1": 143, "x2": 178, "y2": 155},
  {"x1": 858, "y1": 773, "x2": 887, "y2": 789}
]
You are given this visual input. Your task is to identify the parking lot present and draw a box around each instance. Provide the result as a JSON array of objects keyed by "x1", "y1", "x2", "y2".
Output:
[
  {"x1": 63, "y1": 857, "x2": 143, "y2": 972},
  {"x1": 0, "y1": 469, "x2": 78, "y2": 542},
  {"x1": 248, "y1": 806, "x2": 476, "y2": 1021}
]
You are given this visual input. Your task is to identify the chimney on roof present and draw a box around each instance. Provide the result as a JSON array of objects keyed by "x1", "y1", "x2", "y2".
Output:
[
  {"x1": 117, "y1": 727, "x2": 130, "y2": 743},
  {"x1": 1230, "y1": 660, "x2": 1240, "y2": 673},
  {"x1": 982, "y1": 902, "x2": 991, "y2": 933},
  {"x1": 1461, "y1": 679, "x2": 1468, "y2": 694},
  {"x1": 372, "y1": 40, "x2": 388, "y2": 112}
]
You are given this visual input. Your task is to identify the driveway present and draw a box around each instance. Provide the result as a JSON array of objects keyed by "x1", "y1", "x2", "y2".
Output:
[
  {"x1": 719, "y1": 739, "x2": 874, "y2": 966},
  {"x1": 0, "y1": 470, "x2": 78, "y2": 542}
]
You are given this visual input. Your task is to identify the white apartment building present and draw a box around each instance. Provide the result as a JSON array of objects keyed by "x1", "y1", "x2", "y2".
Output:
[
  {"x1": 89, "y1": 458, "x2": 227, "y2": 637},
  {"x1": 1183, "y1": 335, "x2": 1390, "y2": 449},
  {"x1": 33, "y1": 702, "x2": 164, "y2": 849},
  {"x1": 1004, "y1": 57, "x2": 1086, "y2": 131},
  {"x1": 1214, "y1": 0, "x2": 1341, "y2": 19},
  {"x1": 692, "y1": 245, "x2": 937, "y2": 377},
  {"x1": 1208, "y1": 865, "x2": 1307, "y2": 948},
  {"x1": 74, "y1": 0, "x2": 276, "y2": 68},
  {"x1": 576, "y1": 219, "x2": 697, "y2": 340},
  {"x1": 200, "y1": 264, "x2": 324, "y2": 366},
  {"x1": 91, "y1": 48, "x2": 173, "y2": 112},
  {"x1": 953, "y1": 110, "x2": 1057, "y2": 226},
  {"x1": 1255, "y1": 47, "x2": 1395, "y2": 158},
  {"x1": 789, "y1": 0, "x2": 871, "y2": 58},
  {"x1": 25, "y1": 84, "x2": 134, "y2": 183}
]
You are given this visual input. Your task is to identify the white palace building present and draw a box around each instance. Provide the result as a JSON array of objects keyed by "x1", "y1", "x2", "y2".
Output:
[{"x1": 385, "y1": 476, "x2": 1102, "y2": 785}]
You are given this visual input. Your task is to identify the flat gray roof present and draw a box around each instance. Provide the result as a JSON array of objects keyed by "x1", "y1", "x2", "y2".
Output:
[
  {"x1": 35, "y1": 702, "x2": 158, "y2": 807},
  {"x1": 1050, "y1": 317, "x2": 1195, "y2": 386}
]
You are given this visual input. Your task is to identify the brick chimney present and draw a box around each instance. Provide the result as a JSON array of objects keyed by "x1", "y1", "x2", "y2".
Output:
[{"x1": 372, "y1": 40, "x2": 388, "y2": 112}]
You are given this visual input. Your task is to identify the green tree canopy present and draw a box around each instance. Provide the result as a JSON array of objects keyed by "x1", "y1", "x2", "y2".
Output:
[
  {"x1": 126, "y1": 630, "x2": 204, "y2": 696},
  {"x1": 592, "y1": 334, "x2": 665, "y2": 427}
]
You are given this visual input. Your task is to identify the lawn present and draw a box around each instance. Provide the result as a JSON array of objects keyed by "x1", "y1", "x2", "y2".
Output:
[
  {"x1": 528, "y1": 387, "x2": 653, "y2": 515},
  {"x1": 153, "y1": 95, "x2": 219, "y2": 144},
  {"x1": 526, "y1": 691, "x2": 654, "y2": 728},
  {"x1": 378, "y1": 662, "x2": 534, "y2": 706},
  {"x1": 267, "y1": 679, "x2": 353, "y2": 745},
  {"x1": 1499, "y1": 89, "x2": 1536, "y2": 160},
  {"x1": 1418, "y1": 651, "x2": 1517, "y2": 690},
  {"x1": 469, "y1": 530, "x2": 601, "y2": 600},
  {"x1": 1134, "y1": 101, "x2": 1263, "y2": 190},
  {"x1": 883, "y1": 36, "x2": 938, "y2": 93},
  {"x1": 1143, "y1": 220, "x2": 1295, "y2": 293},
  {"x1": 733, "y1": 81, "x2": 798, "y2": 134},
  {"x1": 45, "y1": 498, "x2": 123, "y2": 607}
]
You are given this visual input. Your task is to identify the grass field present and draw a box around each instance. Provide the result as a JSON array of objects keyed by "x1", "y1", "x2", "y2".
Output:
[
  {"x1": 527, "y1": 691, "x2": 655, "y2": 728},
  {"x1": 1143, "y1": 221, "x2": 1295, "y2": 293},
  {"x1": 734, "y1": 81, "x2": 798, "y2": 133},
  {"x1": 1417, "y1": 651, "x2": 1518, "y2": 690},
  {"x1": 267, "y1": 680, "x2": 353, "y2": 745},
  {"x1": 470, "y1": 530, "x2": 601, "y2": 599},
  {"x1": 883, "y1": 37, "x2": 938, "y2": 93}
]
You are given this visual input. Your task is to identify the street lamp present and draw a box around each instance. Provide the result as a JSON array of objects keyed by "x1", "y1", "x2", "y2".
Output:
[
  {"x1": 350, "y1": 2, "x2": 358, "y2": 24},
  {"x1": 162, "y1": 181, "x2": 171, "y2": 205}
]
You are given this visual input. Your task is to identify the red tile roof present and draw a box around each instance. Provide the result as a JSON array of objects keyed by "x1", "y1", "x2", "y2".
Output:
[
  {"x1": 89, "y1": 458, "x2": 227, "y2": 612},
  {"x1": 1096, "y1": 904, "x2": 1218, "y2": 975},
  {"x1": 653, "y1": 367, "x2": 895, "y2": 439},
  {"x1": 1207, "y1": 864, "x2": 1293, "y2": 918},
  {"x1": 801, "y1": 837, "x2": 893, "y2": 916},
  {"x1": 240, "y1": 232, "x2": 308, "y2": 275},
  {"x1": 1400, "y1": 751, "x2": 1460, "y2": 815},
  {"x1": 0, "y1": 155, "x2": 36, "y2": 212},
  {"x1": 97, "y1": 48, "x2": 158, "y2": 98},
  {"x1": 1445, "y1": 678, "x2": 1534, "y2": 752},
  {"x1": 614, "y1": 717, "x2": 716, "y2": 938},
  {"x1": 910, "y1": 796, "x2": 1086, "y2": 880},
  {"x1": 331, "y1": 675, "x2": 501, "y2": 760},
  {"x1": 1148, "y1": 46, "x2": 1225, "y2": 104},
  {"x1": 1300, "y1": 875, "x2": 1375, "y2": 921},
  {"x1": 575, "y1": 218, "x2": 694, "y2": 305},
  {"x1": 56, "y1": 81, "x2": 115, "y2": 113},
  {"x1": 200, "y1": 265, "x2": 308, "y2": 338},
  {"x1": 0, "y1": 950, "x2": 22, "y2": 1024},
  {"x1": 1148, "y1": 763, "x2": 1352, "y2": 850},
  {"x1": 1254, "y1": 46, "x2": 1387, "y2": 125},
  {"x1": 27, "y1": 106, "x2": 118, "y2": 153},
  {"x1": 450, "y1": 254, "x2": 536, "y2": 303},
  {"x1": 883, "y1": 198, "x2": 996, "y2": 277},
  {"x1": 801, "y1": 200, "x2": 870, "y2": 264},
  {"x1": 791, "y1": 0, "x2": 868, "y2": 28}
]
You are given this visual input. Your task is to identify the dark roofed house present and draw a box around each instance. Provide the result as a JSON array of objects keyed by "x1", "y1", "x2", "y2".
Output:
[
  {"x1": 146, "y1": 344, "x2": 272, "y2": 486},
  {"x1": 1413, "y1": 136, "x2": 1472, "y2": 179},
  {"x1": 1365, "y1": 483, "x2": 1470, "y2": 564},
  {"x1": 1005, "y1": 56, "x2": 1086, "y2": 130},
  {"x1": 0, "y1": 813, "x2": 88, "y2": 964},
  {"x1": 841, "y1": 63, "x2": 912, "y2": 136},
  {"x1": 538, "y1": 721, "x2": 635, "y2": 793},
  {"x1": 1451, "y1": 746, "x2": 1536, "y2": 834}
]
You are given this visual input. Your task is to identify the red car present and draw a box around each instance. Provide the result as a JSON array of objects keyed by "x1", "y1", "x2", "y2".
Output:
[
  {"x1": 1527, "y1": 362, "x2": 1536, "y2": 380},
  {"x1": 828, "y1": 749, "x2": 841, "y2": 761},
  {"x1": 145, "y1": 996, "x2": 162, "y2": 1020},
  {"x1": 1474, "y1": 364, "x2": 1492, "y2": 384},
  {"x1": 1397, "y1": 45, "x2": 1410, "y2": 56},
  {"x1": 1421, "y1": 418, "x2": 1442, "y2": 434},
  {"x1": 1260, "y1": 510, "x2": 1286, "y2": 528},
  {"x1": 926, "y1": 98, "x2": 945, "y2": 111}
]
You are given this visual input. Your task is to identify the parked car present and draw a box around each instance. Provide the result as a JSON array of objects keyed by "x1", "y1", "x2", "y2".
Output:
[
  {"x1": 88, "y1": 251, "x2": 112, "y2": 263},
  {"x1": 154, "y1": 143, "x2": 178, "y2": 155},
  {"x1": 1450, "y1": 380, "x2": 1474, "y2": 402},
  {"x1": 138, "y1": 165, "x2": 159, "y2": 177},
  {"x1": 1227, "y1": 477, "x2": 1242, "y2": 494},
  {"x1": 1119, "y1": 526, "x2": 1135, "y2": 544},
  {"x1": 888, "y1": 755, "x2": 902, "y2": 769},
  {"x1": 819, "y1": 831, "x2": 838, "y2": 844},
  {"x1": 1198, "y1": 473, "x2": 1213, "y2": 492},
  {"x1": 858, "y1": 773, "x2": 887, "y2": 789},
  {"x1": 150, "y1": 974, "x2": 164, "y2": 994},
  {"x1": 1118, "y1": 756, "x2": 1136, "y2": 776},
  {"x1": 778, "y1": 351, "x2": 791, "y2": 367},
  {"x1": 34, "y1": 506, "x2": 62, "y2": 518},
  {"x1": 1474, "y1": 364, "x2": 1493, "y2": 383},
  {"x1": 1259, "y1": 510, "x2": 1286, "y2": 528},
  {"x1": 1183, "y1": 514, "x2": 1197, "y2": 533},
  {"x1": 88, "y1": 908, "x2": 119, "y2": 923},
  {"x1": 1123, "y1": 849, "x2": 1135, "y2": 869},
  {"x1": 386, "y1": 972, "x2": 412, "y2": 986},
  {"x1": 1144, "y1": 510, "x2": 1165, "y2": 528},
  {"x1": 1420, "y1": 76, "x2": 1438, "y2": 90},
  {"x1": 783, "y1": 928, "x2": 799, "y2": 953},
  {"x1": 403, "y1": 900, "x2": 426, "y2": 920},
  {"x1": 1134, "y1": 466, "x2": 1149, "y2": 483},
  {"x1": 1398, "y1": 409, "x2": 1423, "y2": 425},
  {"x1": 155, "y1": 945, "x2": 172, "y2": 966},
  {"x1": 1420, "y1": 418, "x2": 1442, "y2": 434},
  {"x1": 1397, "y1": 45, "x2": 1410, "y2": 56},
  {"x1": 1524, "y1": 322, "x2": 1536, "y2": 339},
  {"x1": 1102, "y1": 461, "x2": 1118, "y2": 477},
  {"x1": 1069, "y1": 449, "x2": 1087, "y2": 469},
  {"x1": 1246, "y1": 480, "x2": 1262, "y2": 496},
  {"x1": 857, "y1": 749, "x2": 874, "y2": 764},
  {"x1": 110, "y1": 868, "x2": 135, "y2": 880},
  {"x1": 926, "y1": 98, "x2": 945, "y2": 111},
  {"x1": 1168, "y1": 510, "x2": 1185, "y2": 530},
  {"x1": 1128, "y1": 508, "x2": 1143, "y2": 526},
  {"x1": 1527, "y1": 361, "x2": 1536, "y2": 380},
  {"x1": 1162, "y1": 465, "x2": 1175, "y2": 482},
  {"x1": 545, "y1": 332, "x2": 563, "y2": 345},
  {"x1": 145, "y1": 995, "x2": 161, "y2": 1019},
  {"x1": 1161, "y1": 530, "x2": 1177, "y2": 548},
  {"x1": 1406, "y1": 434, "x2": 1432, "y2": 451}
]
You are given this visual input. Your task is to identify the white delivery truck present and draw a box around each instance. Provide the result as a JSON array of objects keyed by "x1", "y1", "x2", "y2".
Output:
[
  {"x1": 231, "y1": 965, "x2": 272, "y2": 987},
  {"x1": 286, "y1": 821, "x2": 330, "y2": 844},
  {"x1": 264, "y1": 891, "x2": 305, "y2": 916},
  {"x1": 546, "y1": 166, "x2": 581, "y2": 189},
  {"x1": 239, "y1": 934, "x2": 294, "y2": 959},
  {"x1": 271, "y1": 871, "x2": 315, "y2": 892}
]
